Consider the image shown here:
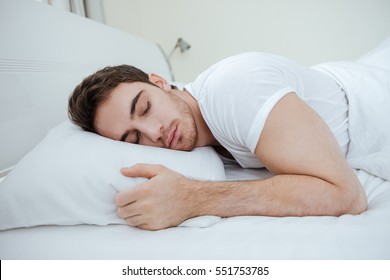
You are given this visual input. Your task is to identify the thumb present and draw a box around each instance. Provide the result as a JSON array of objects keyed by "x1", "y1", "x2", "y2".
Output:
[{"x1": 120, "y1": 163, "x2": 167, "y2": 179}]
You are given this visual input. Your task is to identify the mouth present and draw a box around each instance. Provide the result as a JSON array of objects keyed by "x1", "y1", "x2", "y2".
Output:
[{"x1": 168, "y1": 124, "x2": 179, "y2": 149}]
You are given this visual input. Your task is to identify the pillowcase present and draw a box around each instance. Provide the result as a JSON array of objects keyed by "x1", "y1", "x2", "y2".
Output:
[{"x1": 0, "y1": 120, "x2": 225, "y2": 230}]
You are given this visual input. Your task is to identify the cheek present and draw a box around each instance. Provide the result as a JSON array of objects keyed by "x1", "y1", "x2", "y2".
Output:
[{"x1": 158, "y1": 102, "x2": 179, "y2": 118}]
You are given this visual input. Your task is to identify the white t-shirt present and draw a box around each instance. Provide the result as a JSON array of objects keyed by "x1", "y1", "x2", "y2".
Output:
[{"x1": 185, "y1": 52, "x2": 349, "y2": 168}]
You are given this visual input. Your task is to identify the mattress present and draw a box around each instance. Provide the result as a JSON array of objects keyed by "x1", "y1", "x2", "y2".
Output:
[{"x1": 1, "y1": 163, "x2": 389, "y2": 260}]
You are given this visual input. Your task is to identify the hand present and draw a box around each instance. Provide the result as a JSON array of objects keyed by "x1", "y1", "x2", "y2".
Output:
[{"x1": 116, "y1": 163, "x2": 193, "y2": 230}]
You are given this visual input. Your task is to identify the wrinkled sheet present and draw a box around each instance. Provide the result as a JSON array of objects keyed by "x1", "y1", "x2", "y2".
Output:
[
  {"x1": 314, "y1": 37, "x2": 390, "y2": 181},
  {"x1": 1, "y1": 166, "x2": 389, "y2": 260}
]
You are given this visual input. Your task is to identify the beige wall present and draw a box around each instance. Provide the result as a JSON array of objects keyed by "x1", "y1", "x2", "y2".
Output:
[{"x1": 102, "y1": 0, "x2": 390, "y2": 82}]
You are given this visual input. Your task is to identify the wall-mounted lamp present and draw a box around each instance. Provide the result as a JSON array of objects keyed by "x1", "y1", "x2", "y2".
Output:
[
  {"x1": 168, "y1": 37, "x2": 191, "y2": 59},
  {"x1": 159, "y1": 38, "x2": 191, "y2": 82}
]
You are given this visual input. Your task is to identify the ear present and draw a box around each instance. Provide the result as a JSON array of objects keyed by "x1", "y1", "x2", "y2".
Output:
[{"x1": 148, "y1": 73, "x2": 172, "y2": 91}]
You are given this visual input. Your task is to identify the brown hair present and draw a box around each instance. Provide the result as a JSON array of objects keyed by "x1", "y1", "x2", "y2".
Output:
[{"x1": 68, "y1": 64, "x2": 155, "y2": 132}]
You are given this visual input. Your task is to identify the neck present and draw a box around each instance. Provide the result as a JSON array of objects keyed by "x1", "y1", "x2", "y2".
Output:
[{"x1": 172, "y1": 88, "x2": 218, "y2": 147}]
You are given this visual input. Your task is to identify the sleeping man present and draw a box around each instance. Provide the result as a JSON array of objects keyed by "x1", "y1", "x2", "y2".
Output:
[{"x1": 68, "y1": 39, "x2": 390, "y2": 230}]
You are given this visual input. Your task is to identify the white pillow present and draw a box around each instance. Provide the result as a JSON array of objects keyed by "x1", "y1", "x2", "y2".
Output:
[{"x1": 0, "y1": 121, "x2": 225, "y2": 230}]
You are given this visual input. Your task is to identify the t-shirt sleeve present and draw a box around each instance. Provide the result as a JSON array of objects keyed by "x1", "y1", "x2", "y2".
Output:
[{"x1": 194, "y1": 53, "x2": 297, "y2": 154}]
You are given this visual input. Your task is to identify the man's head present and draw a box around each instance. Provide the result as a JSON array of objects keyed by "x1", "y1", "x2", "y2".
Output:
[
  {"x1": 68, "y1": 65, "x2": 199, "y2": 151},
  {"x1": 68, "y1": 65, "x2": 155, "y2": 133}
]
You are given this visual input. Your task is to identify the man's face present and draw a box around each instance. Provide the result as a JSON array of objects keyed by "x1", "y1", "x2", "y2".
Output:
[{"x1": 94, "y1": 81, "x2": 198, "y2": 151}]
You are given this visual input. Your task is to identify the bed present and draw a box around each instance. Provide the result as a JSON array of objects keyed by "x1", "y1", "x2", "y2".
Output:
[{"x1": 1, "y1": 0, "x2": 390, "y2": 260}]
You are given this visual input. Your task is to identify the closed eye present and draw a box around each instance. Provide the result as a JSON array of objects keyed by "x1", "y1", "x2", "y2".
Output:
[
  {"x1": 120, "y1": 131, "x2": 140, "y2": 144},
  {"x1": 142, "y1": 101, "x2": 151, "y2": 116},
  {"x1": 120, "y1": 132, "x2": 129, "y2": 142}
]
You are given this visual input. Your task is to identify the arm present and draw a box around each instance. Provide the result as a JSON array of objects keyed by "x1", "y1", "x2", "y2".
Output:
[{"x1": 116, "y1": 93, "x2": 367, "y2": 230}]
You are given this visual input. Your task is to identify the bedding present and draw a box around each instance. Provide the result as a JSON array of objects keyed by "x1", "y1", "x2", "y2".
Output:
[
  {"x1": 1, "y1": 166, "x2": 389, "y2": 260},
  {"x1": 0, "y1": 121, "x2": 225, "y2": 230},
  {"x1": 313, "y1": 37, "x2": 390, "y2": 182}
]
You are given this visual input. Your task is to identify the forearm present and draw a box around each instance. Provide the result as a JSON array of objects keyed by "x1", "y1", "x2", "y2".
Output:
[
  {"x1": 117, "y1": 164, "x2": 366, "y2": 230},
  {"x1": 186, "y1": 174, "x2": 364, "y2": 218}
]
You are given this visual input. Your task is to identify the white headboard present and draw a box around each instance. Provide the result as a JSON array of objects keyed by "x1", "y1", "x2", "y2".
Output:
[{"x1": 0, "y1": 0, "x2": 172, "y2": 175}]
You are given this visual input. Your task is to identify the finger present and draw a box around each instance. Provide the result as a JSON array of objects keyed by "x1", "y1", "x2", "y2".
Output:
[
  {"x1": 115, "y1": 189, "x2": 139, "y2": 207},
  {"x1": 125, "y1": 215, "x2": 146, "y2": 228},
  {"x1": 138, "y1": 224, "x2": 158, "y2": 231},
  {"x1": 120, "y1": 163, "x2": 166, "y2": 179},
  {"x1": 137, "y1": 221, "x2": 165, "y2": 231},
  {"x1": 117, "y1": 203, "x2": 138, "y2": 218}
]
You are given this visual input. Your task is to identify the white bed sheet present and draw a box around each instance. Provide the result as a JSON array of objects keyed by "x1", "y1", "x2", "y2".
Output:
[{"x1": 1, "y1": 164, "x2": 389, "y2": 260}]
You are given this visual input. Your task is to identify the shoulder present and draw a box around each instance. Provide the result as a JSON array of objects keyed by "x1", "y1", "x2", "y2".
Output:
[
  {"x1": 206, "y1": 52, "x2": 284, "y2": 80},
  {"x1": 186, "y1": 52, "x2": 288, "y2": 99}
]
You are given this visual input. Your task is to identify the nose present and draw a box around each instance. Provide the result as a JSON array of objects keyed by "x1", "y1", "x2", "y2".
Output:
[{"x1": 140, "y1": 121, "x2": 164, "y2": 147}]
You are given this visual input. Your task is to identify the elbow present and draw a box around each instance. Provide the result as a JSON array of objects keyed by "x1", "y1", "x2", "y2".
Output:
[
  {"x1": 349, "y1": 192, "x2": 368, "y2": 215},
  {"x1": 337, "y1": 182, "x2": 367, "y2": 216}
]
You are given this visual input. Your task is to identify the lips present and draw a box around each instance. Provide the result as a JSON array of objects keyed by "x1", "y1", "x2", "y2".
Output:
[{"x1": 168, "y1": 124, "x2": 179, "y2": 149}]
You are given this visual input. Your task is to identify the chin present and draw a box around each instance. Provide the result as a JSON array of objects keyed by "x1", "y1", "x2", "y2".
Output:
[
  {"x1": 174, "y1": 145, "x2": 194, "y2": 152},
  {"x1": 177, "y1": 141, "x2": 196, "y2": 152}
]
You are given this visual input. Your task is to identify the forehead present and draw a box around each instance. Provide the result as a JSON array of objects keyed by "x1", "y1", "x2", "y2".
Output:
[
  {"x1": 110, "y1": 82, "x2": 142, "y2": 98},
  {"x1": 98, "y1": 82, "x2": 143, "y2": 118},
  {"x1": 94, "y1": 82, "x2": 140, "y2": 138}
]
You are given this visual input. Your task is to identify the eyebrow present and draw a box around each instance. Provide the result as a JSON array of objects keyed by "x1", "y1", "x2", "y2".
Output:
[
  {"x1": 120, "y1": 90, "x2": 143, "y2": 142},
  {"x1": 130, "y1": 90, "x2": 143, "y2": 117}
]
